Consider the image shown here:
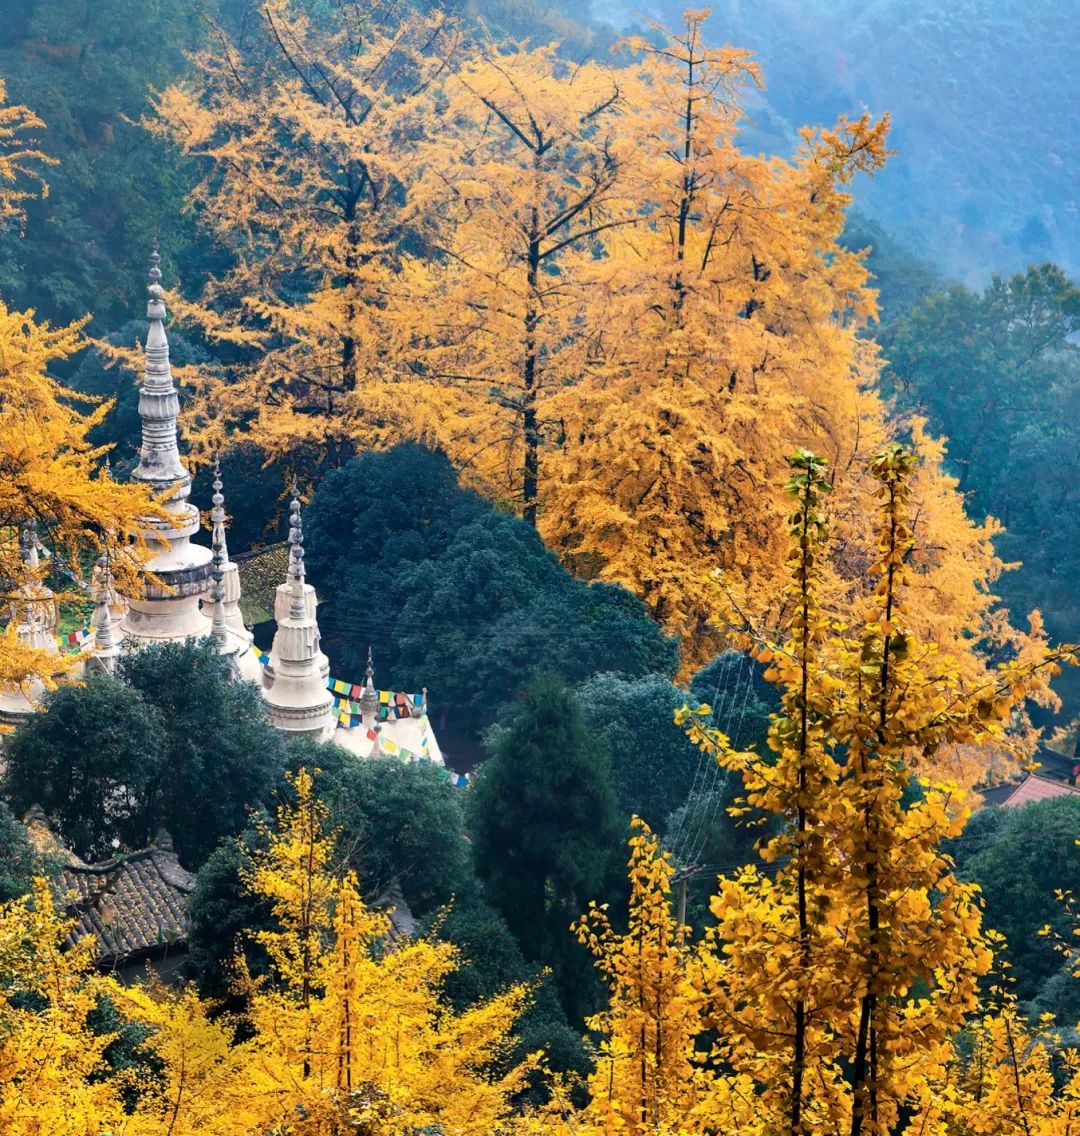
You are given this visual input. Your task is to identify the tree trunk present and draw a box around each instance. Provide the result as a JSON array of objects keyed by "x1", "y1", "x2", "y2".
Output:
[{"x1": 522, "y1": 195, "x2": 541, "y2": 528}]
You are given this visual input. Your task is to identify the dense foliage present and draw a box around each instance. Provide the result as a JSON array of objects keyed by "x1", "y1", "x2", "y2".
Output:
[
  {"x1": 881, "y1": 263, "x2": 1080, "y2": 713},
  {"x1": 0, "y1": 801, "x2": 32, "y2": 903},
  {"x1": 467, "y1": 673, "x2": 619, "y2": 1018},
  {"x1": 5, "y1": 2, "x2": 1080, "y2": 1130},
  {"x1": 3, "y1": 641, "x2": 286, "y2": 866},
  {"x1": 306, "y1": 445, "x2": 677, "y2": 750},
  {"x1": 0, "y1": 0, "x2": 202, "y2": 329},
  {"x1": 955, "y1": 797, "x2": 1080, "y2": 1004}
]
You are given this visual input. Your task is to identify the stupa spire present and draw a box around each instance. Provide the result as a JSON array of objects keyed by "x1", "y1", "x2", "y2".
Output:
[
  {"x1": 89, "y1": 549, "x2": 123, "y2": 674},
  {"x1": 131, "y1": 238, "x2": 188, "y2": 496},
  {"x1": 209, "y1": 473, "x2": 229, "y2": 649},
  {"x1": 0, "y1": 521, "x2": 58, "y2": 727},
  {"x1": 211, "y1": 457, "x2": 230, "y2": 563},
  {"x1": 199, "y1": 456, "x2": 261, "y2": 681},
  {"x1": 360, "y1": 645, "x2": 378, "y2": 720}
]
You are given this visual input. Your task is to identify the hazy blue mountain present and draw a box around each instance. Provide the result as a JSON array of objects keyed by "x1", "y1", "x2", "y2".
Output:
[{"x1": 592, "y1": 1, "x2": 1078, "y2": 285}]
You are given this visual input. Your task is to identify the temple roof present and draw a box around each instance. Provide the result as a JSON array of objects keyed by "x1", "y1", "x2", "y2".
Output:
[
  {"x1": 25, "y1": 810, "x2": 195, "y2": 970},
  {"x1": 980, "y1": 772, "x2": 1080, "y2": 809}
]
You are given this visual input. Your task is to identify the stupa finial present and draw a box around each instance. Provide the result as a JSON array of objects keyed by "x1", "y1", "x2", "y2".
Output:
[
  {"x1": 211, "y1": 456, "x2": 230, "y2": 564},
  {"x1": 360, "y1": 645, "x2": 378, "y2": 718},
  {"x1": 209, "y1": 456, "x2": 229, "y2": 647},
  {"x1": 287, "y1": 481, "x2": 306, "y2": 619}
]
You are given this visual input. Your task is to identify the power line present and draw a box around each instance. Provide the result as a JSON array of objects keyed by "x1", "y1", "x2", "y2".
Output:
[
  {"x1": 683, "y1": 655, "x2": 755, "y2": 868},
  {"x1": 668, "y1": 662, "x2": 731, "y2": 867}
]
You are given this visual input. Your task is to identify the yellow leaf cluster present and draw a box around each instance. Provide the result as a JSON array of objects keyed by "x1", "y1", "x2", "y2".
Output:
[{"x1": 0, "y1": 79, "x2": 54, "y2": 226}]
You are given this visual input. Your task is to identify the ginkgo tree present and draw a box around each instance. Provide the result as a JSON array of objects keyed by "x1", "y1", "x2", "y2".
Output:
[
  {"x1": 540, "y1": 11, "x2": 1027, "y2": 697},
  {"x1": 680, "y1": 445, "x2": 1073, "y2": 1135},
  {"x1": 400, "y1": 43, "x2": 633, "y2": 524},
  {"x1": 152, "y1": 0, "x2": 461, "y2": 463},
  {"x1": 0, "y1": 78, "x2": 54, "y2": 226}
]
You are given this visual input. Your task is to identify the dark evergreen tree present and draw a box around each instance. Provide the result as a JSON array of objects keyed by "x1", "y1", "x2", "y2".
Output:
[
  {"x1": 116, "y1": 641, "x2": 287, "y2": 867},
  {"x1": 2, "y1": 674, "x2": 165, "y2": 860},
  {"x1": 467, "y1": 673, "x2": 618, "y2": 1019},
  {"x1": 956, "y1": 795, "x2": 1080, "y2": 1002},
  {"x1": 3, "y1": 642, "x2": 286, "y2": 867},
  {"x1": 422, "y1": 890, "x2": 590, "y2": 1085},
  {"x1": 0, "y1": 0, "x2": 205, "y2": 329},
  {"x1": 0, "y1": 800, "x2": 34, "y2": 902},
  {"x1": 880, "y1": 264, "x2": 1080, "y2": 715},
  {"x1": 312, "y1": 754, "x2": 472, "y2": 916},
  {"x1": 306, "y1": 445, "x2": 676, "y2": 753},
  {"x1": 575, "y1": 673, "x2": 702, "y2": 833},
  {"x1": 186, "y1": 828, "x2": 275, "y2": 1006}
]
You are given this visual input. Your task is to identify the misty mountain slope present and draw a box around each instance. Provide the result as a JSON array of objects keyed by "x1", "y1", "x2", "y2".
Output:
[{"x1": 594, "y1": 0, "x2": 1078, "y2": 284}]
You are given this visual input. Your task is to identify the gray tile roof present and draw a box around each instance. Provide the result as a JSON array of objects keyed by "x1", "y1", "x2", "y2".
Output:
[
  {"x1": 25, "y1": 810, "x2": 195, "y2": 970},
  {"x1": 54, "y1": 847, "x2": 195, "y2": 967}
]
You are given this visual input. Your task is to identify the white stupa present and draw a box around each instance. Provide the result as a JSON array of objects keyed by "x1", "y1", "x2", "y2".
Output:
[
  {"x1": 203, "y1": 458, "x2": 264, "y2": 684},
  {"x1": 120, "y1": 241, "x2": 213, "y2": 646},
  {"x1": 86, "y1": 550, "x2": 124, "y2": 676}
]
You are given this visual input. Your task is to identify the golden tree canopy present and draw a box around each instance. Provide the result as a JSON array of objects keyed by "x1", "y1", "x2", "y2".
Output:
[
  {"x1": 151, "y1": 0, "x2": 461, "y2": 462},
  {"x1": 155, "y1": 7, "x2": 1049, "y2": 734}
]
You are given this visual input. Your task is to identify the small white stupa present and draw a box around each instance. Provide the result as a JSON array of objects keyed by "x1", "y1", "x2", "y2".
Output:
[
  {"x1": 261, "y1": 488, "x2": 335, "y2": 739},
  {"x1": 86, "y1": 549, "x2": 124, "y2": 676},
  {"x1": 203, "y1": 458, "x2": 263, "y2": 684},
  {"x1": 0, "y1": 524, "x2": 60, "y2": 729},
  {"x1": 120, "y1": 240, "x2": 213, "y2": 646}
]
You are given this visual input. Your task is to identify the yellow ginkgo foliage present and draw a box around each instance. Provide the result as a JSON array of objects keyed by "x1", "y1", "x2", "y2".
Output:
[
  {"x1": 675, "y1": 445, "x2": 1073, "y2": 1134},
  {"x1": 151, "y1": 0, "x2": 460, "y2": 463},
  {"x1": 568, "y1": 820, "x2": 762, "y2": 1136},
  {"x1": 0, "y1": 880, "x2": 131, "y2": 1135},
  {"x1": 541, "y1": 11, "x2": 1031, "y2": 702},
  {"x1": 0, "y1": 300, "x2": 156, "y2": 695},
  {"x1": 0, "y1": 769, "x2": 538, "y2": 1135},
  {"x1": 154, "y1": 7, "x2": 1042, "y2": 736},
  {"x1": 399, "y1": 42, "x2": 633, "y2": 524},
  {"x1": 0, "y1": 79, "x2": 53, "y2": 225},
  {"x1": 220, "y1": 768, "x2": 537, "y2": 1135}
]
